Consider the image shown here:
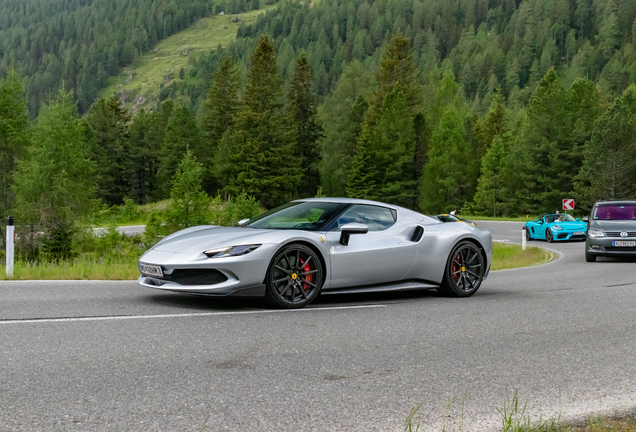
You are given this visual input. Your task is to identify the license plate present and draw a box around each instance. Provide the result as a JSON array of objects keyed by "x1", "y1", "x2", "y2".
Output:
[
  {"x1": 612, "y1": 241, "x2": 636, "y2": 247},
  {"x1": 573, "y1": 231, "x2": 584, "y2": 235},
  {"x1": 139, "y1": 262, "x2": 163, "y2": 278}
]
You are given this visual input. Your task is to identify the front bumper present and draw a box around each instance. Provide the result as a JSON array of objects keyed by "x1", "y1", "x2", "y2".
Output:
[
  {"x1": 137, "y1": 243, "x2": 279, "y2": 295},
  {"x1": 553, "y1": 230, "x2": 587, "y2": 241},
  {"x1": 586, "y1": 237, "x2": 636, "y2": 256}
]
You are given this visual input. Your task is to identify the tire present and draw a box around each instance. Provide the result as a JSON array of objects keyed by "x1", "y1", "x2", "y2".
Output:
[
  {"x1": 265, "y1": 244, "x2": 324, "y2": 309},
  {"x1": 524, "y1": 227, "x2": 531, "y2": 241},
  {"x1": 437, "y1": 241, "x2": 485, "y2": 297},
  {"x1": 585, "y1": 250, "x2": 597, "y2": 262},
  {"x1": 546, "y1": 229, "x2": 553, "y2": 243}
]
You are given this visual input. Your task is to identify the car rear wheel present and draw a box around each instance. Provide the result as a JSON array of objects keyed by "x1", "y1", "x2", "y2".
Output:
[
  {"x1": 437, "y1": 241, "x2": 485, "y2": 297},
  {"x1": 546, "y1": 229, "x2": 553, "y2": 243},
  {"x1": 265, "y1": 244, "x2": 324, "y2": 309},
  {"x1": 585, "y1": 250, "x2": 597, "y2": 262},
  {"x1": 524, "y1": 227, "x2": 531, "y2": 241}
]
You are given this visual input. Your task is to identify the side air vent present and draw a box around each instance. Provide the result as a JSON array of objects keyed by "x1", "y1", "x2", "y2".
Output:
[{"x1": 410, "y1": 226, "x2": 424, "y2": 242}]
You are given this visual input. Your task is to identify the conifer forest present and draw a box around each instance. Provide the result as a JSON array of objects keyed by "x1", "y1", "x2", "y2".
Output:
[{"x1": 2, "y1": 0, "x2": 636, "y2": 258}]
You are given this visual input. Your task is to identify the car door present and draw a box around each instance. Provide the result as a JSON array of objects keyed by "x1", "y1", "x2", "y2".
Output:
[
  {"x1": 528, "y1": 217, "x2": 545, "y2": 239},
  {"x1": 325, "y1": 204, "x2": 417, "y2": 289}
]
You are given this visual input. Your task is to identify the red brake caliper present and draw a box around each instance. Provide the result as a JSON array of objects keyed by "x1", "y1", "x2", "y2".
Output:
[
  {"x1": 300, "y1": 258, "x2": 312, "y2": 291},
  {"x1": 452, "y1": 253, "x2": 461, "y2": 282}
]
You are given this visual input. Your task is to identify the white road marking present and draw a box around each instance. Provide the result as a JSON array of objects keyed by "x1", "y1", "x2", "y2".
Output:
[{"x1": 0, "y1": 304, "x2": 386, "y2": 325}]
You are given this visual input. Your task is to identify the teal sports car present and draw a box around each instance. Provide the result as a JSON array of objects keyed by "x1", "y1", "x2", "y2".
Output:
[{"x1": 524, "y1": 214, "x2": 587, "y2": 242}]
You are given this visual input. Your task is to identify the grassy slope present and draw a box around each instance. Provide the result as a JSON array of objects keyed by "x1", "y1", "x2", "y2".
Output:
[{"x1": 97, "y1": 5, "x2": 278, "y2": 112}]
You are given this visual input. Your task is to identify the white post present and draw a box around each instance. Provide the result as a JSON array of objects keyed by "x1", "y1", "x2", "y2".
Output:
[
  {"x1": 521, "y1": 228, "x2": 527, "y2": 251},
  {"x1": 6, "y1": 216, "x2": 14, "y2": 277}
]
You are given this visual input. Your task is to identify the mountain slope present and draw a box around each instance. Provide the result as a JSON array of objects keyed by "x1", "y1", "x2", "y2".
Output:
[{"x1": 97, "y1": 5, "x2": 280, "y2": 114}]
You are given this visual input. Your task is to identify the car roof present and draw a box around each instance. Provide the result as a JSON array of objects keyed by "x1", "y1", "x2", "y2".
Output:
[
  {"x1": 595, "y1": 200, "x2": 636, "y2": 206},
  {"x1": 295, "y1": 197, "x2": 398, "y2": 209}
]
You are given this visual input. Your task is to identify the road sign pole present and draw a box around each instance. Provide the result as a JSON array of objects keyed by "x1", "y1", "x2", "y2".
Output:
[
  {"x1": 6, "y1": 216, "x2": 14, "y2": 277},
  {"x1": 521, "y1": 229, "x2": 526, "y2": 250}
]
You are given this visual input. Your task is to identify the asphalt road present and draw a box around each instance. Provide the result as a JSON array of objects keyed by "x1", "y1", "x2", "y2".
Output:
[{"x1": 1, "y1": 221, "x2": 636, "y2": 431}]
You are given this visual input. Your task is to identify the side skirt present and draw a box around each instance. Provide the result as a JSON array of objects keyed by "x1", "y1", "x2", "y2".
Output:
[{"x1": 321, "y1": 280, "x2": 439, "y2": 295}]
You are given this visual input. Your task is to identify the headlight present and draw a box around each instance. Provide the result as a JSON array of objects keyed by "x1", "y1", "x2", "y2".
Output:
[
  {"x1": 203, "y1": 244, "x2": 261, "y2": 258},
  {"x1": 587, "y1": 229, "x2": 606, "y2": 238},
  {"x1": 552, "y1": 225, "x2": 563, "y2": 230}
]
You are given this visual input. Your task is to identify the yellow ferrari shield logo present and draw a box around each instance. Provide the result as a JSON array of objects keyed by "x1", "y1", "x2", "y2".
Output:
[
  {"x1": 292, "y1": 273, "x2": 298, "y2": 280},
  {"x1": 318, "y1": 235, "x2": 325, "y2": 244}
]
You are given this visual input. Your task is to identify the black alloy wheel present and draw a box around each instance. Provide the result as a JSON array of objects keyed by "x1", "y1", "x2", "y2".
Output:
[
  {"x1": 265, "y1": 244, "x2": 324, "y2": 308},
  {"x1": 524, "y1": 227, "x2": 531, "y2": 241},
  {"x1": 546, "y1": 229, "x2": 553, "y2": 243},
  {"x1": 438, "y1": 241, "x2": 485, "y2": 297}
]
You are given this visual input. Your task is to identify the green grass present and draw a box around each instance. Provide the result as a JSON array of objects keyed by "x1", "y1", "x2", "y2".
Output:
[
  {"x1": 491, "y1": 242, "x2": 554, "y2": 271},
  {"x1": 98, "y1": 5, "x2": 278, "y2": 112},
  {"x1": 0, "y1": 255, "x2": 139, "y2": 280},
  {"x1": 468, "y1": 215, "x2": 539, "y2": 222}
]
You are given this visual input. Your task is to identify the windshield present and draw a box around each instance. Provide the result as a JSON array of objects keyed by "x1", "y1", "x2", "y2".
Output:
[
  {"x1": 593, "y1": 204, "x2": 636, "y2": 220},
  {"x1": 243, "y1": 201, "x2": 346, "y2": 230},
  {"x1": 546, "y1": 214, "x2": 576, "y2": 222}
]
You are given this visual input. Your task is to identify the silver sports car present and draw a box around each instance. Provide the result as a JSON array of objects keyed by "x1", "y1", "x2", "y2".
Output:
[{"x1": 138, "y1": 198, "x2": 493, "y2": 308}]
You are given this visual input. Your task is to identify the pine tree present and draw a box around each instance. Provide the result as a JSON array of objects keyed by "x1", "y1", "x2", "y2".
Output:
[
  {"x1": 320, "y1": 96, "x2": 368, "y2": 197},
  {"x1": 575, "y1": 85, "x2": 636, "y2": 205},
  {"x1": 13, "y1": 87, "x2": 96, "y2": 259},
  {"x1": 419, "y1": 106, "x2": 471, "y2": 213},
  {"x1": 128, "y1": 109, "x2": 156, "y2": 204},
  {"x1": 85, "y1": 96, "x2": 131, "y2": 205},
  {"x1": 477, "y1": 90, "x2": 507, "y2": 151},
  {"x1": 366, "y1": 33, "x2": 422, "y2": 126},
  {"x1": 165, "y1": 150, "x2": 210, "y2": 231},
  {"x1": 369, "y1": 84, "x2": 416, "y2": 207},
  {"x1": 474, "y1": 134, "x2": 507, "y2": 216},
  {"x1": 220, "y1": 36, "x2": 300, "y2": 208},
  {"x1": 319, "y1": 61, "x2": 374, "y2": 196},
  {"x1": 0, "y1": 68, "x2": 29, "y2": 242},
  {"x1": 287, "y1": 53, "x2": 323, "y2": 198},
  {"x1": 517, "y1": 68, "x2": 573, "y2": 212},
  {"x1": 157, "y1": 105, "x2": 204, "y2": 198},
  {"x1": 201, "y1": 56, "x2": 240, "y2": 149},
  {"x1": 346, "y1": 132, "x2": 377, "y2": 200}
]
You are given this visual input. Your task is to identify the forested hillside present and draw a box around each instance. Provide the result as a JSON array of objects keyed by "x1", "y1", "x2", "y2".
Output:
[
  {"x1": 2, "y1": 0, "x2": 636, "y2": 261},
  {"x1": 0, "y1": 0, "x2": 213, "y2": 115}
]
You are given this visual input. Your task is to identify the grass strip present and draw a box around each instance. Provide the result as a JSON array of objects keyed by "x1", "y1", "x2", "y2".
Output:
[
  {"x1": 490, "y1": 242, "x2": 554, "y2": 271},
  {"x1": 0, "y1": 256, "x2": 139, "y2": 280}
]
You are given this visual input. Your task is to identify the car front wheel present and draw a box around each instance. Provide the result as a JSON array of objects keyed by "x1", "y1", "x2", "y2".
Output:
[
  {"x1": 585, "y1": 249, "x2": 597, "y2": 262},
  {"x1": 437, "y1": 241, "x2": 485, "y2": 297},
  {"x1": 265, "y1": 244, "x2": 324, "y2": 309},
  {"x1": 546, "y1": 229, "x2": 553, "y2": 243}
]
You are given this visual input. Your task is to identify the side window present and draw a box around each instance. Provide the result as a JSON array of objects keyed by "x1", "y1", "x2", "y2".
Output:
[{"x1": 335, "y1": 205, "x2": 396, "y2": 232}]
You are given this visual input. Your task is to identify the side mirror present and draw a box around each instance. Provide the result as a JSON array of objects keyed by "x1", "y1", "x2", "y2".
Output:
[
  {"x1": 582, "y1": 216, "x2": 589, "y2": 223},
  {"x1": 537, "y1": 220, "x2": 543, "y2": 225},
  {"x1": 339, "y1": 223, "x2": 368, "y2": 246},
  {"x1": 575, "y1": 218, "x2": 579, "y2": 221},
  {"x1": 237, "y1": 218, "x2": 250, "y2": 226}
]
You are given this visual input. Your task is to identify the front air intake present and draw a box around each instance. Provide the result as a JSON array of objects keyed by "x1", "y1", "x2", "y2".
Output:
[{"x1": 164, "y1": 269, "x2": 228, "y2": 285}]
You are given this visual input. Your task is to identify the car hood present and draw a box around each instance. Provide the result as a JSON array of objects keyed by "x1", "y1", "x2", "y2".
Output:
[
  {"x1": 553, "y1": 221, "x2": 586, "y2": 228},
  {"x1": 591, "y1": 220, "x2": 636, "y2": 231},
  {"x1": 151, "y1": 226, "x2": 277, "y2": 255}
]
